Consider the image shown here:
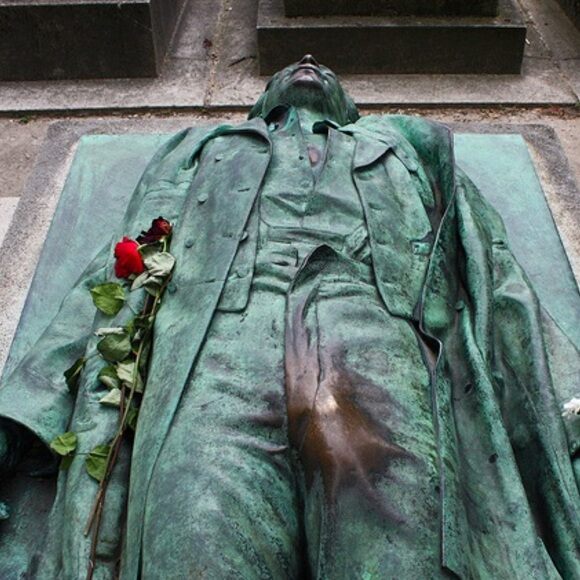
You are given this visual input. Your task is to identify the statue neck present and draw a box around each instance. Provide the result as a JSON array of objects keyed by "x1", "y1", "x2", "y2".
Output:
[{"x1": 294, "y1": 108, "x2": 329, "y2": 136}]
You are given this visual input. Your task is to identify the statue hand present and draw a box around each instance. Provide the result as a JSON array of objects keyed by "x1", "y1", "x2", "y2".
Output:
[
  {"x1": 0, "y1": 427, "x2": 10, "y2": 470},
  {"x1": 0, "y1": 421, "x2": 26, "y2": 474},
  {"x1": 0, "y1": 428, "x2": 11, "y2": 521}
]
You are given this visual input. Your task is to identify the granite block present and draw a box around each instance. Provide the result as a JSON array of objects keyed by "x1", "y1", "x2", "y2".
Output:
[
  {"x1": 259, "y1": 0, "x2": 526, "y2": 74},
  {"x1": 284, "y1": 0, "x2": 498, "y2": 17},
  {"x1": 0, "y1": 0, "x2": 187, "y2": 81}
]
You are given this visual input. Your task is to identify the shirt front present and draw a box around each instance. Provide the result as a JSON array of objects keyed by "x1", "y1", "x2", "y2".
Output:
[{"x1": 258, "y1": 107, "x2": 369, "y2": 267}]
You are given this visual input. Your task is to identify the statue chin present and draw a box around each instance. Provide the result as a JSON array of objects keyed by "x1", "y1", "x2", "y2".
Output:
[{"x1": 269, "y1": 83, "x2": 337, "y2": 119}]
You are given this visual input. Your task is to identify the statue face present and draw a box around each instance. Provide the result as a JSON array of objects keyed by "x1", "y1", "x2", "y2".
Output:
[{"x1": 251, "y1": 55, "x2": 359, "y2": 126}]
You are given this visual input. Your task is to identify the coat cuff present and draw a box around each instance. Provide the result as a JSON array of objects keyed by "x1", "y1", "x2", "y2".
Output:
[{"x1": 0, "y1": 366, "x2": 73, "y2": 448}]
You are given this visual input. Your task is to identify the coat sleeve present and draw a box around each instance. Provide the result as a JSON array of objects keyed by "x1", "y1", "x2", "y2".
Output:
[
  {"x1": 0, "y1": 128, "x2": 204, "y2": 449},
  {"x1": 457, "y1": 168, "x2": 580, "y2": 577}
]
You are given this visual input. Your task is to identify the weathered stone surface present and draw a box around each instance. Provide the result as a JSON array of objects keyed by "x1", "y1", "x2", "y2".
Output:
[
  {"x1": 284, "y1": 0, "x2": 498, "y2": 17},
  {"x1": 259, "y1": 0, "x2": 526, "y2": 74},
  {"x1": 555, "y1": 0, "x2": 580, "y2": 28},
  {"x1": 0, "y1": 0, "x2": 187, "y2": 81}
]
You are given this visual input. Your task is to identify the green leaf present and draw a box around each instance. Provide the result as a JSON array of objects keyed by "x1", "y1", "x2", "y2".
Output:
[
  {"x1": 90, "y1": 283, "x2": 126, "y2": 316},
  {"x1": 116, "y1": 360, "x2": 135, "y2": 384},
  {"x1": 117, "y1": 361, "x2": 143, "y2": 392},
  {"x1": 131, "y1": 271, "x2": 150, "y2": 291},
  {"x1": 143, "y1": 276, "x2": 163, "y2": 297},
  {"x1": 143, "y1": 252, "x2": 175, "y2": 278},
  {"x1": 99, "y1": 388, "x2": 123, "y2": 407},
  {"x1": 50, "y1": 432, "x2": 78, "y2": 457},
  {"x1": 124, "y1": 319, "x2": 136, "y2": 338},
  {"x1": 97, "y1": 332, "x2": 132, "y2": 363},
  {"x1": 64, "y1": 357, "x2": 86, "y2": 397},
  {"x1": 139, "y1": 243, "x2": 162, "y2": 261},
  {"x1": 134, "y1": 314, "x2": 154, "y2": 330},
  {"x1": 98, "y1": 365, "x2": 120, "y2": 390},
  {"x1": 85, "y1": 444, "x2": 111, "y2": 482},
  {"x1": 126, "y1": 407, "x2": 139, "y2": 431}
]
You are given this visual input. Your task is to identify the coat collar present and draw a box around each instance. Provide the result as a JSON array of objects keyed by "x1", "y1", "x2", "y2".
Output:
[{"x1": 226, "y1": 116, "x2": 272, "y2": 144}]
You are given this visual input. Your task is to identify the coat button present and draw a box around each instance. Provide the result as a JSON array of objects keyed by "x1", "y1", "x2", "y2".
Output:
[
  {"x1": 197, "y1": 193, "x2": 208, "y2": 203},
  {"x1": 215, "y1": 154, "x2": 224, "y2": 162},
  {"x1": 185, "y1": 239, "x2": 195, "y2": 248},
  {"x1": 239, "y1": 231, "x2": 249, "y2": 242},
  {"x1": 236, "y1": 266, "x2": 250, "y2": 278},
  {"x1": 412, "y1": 241, "x2": 431, "y2": 255}
]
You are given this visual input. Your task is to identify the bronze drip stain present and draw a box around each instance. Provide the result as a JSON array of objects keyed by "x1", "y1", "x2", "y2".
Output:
[{"x1": 286, "y1": 344, "x2": 410, "y2": 520}]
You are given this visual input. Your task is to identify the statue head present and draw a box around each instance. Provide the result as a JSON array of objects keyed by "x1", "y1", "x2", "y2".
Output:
[{"x1": 249, "y1": 55, "x2": 359, "y2": 126}]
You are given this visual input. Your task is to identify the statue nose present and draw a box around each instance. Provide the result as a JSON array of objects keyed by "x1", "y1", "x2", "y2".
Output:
[{"x1": 299, "y1": 54, "x2": 320, "y2": 67}]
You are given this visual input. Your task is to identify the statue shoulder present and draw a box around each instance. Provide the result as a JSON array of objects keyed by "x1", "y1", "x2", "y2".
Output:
[{"x1": 352, "y1": 114, "x2": 453, "y2": 153}]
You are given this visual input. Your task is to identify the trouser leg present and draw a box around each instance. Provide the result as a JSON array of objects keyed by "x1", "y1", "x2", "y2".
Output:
[
  {"x1": 142, "y1": 294, "x2": 304, "y2": 579},
  {"x1": 286, "y1": 250, "x2": 447, "y2": 578}
]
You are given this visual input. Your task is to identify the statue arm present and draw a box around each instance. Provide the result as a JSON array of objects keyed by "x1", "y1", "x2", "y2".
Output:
[
  {"x1": 456, "y1": 168, "x2": 580, "y2": 576},
  {"x1": 0, "y1": 127, "x2": 208, "y2": 465},
  {"x1": 0, "y1": 243, "x2": 110, "y2": 455}
]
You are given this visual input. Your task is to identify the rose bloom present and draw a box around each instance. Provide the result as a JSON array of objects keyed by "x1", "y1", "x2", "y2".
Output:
[
  {"x1": 114, "y1": 237, "x2": 145, "y2": 279},
  {"x1": 137, "y1": 217, "x2": 173, "y2": 244}
]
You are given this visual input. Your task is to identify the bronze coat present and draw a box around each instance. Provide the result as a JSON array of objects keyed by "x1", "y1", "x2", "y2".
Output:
[{"x1": 0, "y1": 115, "x2": 578, "y2": 578}]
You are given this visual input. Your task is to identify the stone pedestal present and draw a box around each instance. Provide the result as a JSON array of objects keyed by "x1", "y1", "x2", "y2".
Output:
[
  {"x1": 258, "y1": 0, "x2": 526, "y2": 74},
  {"x1": 284, "y1": 0, "x2": 498, "y2": 17},
  {"x1": 0, "y1": 0, "x2": 187, "y2": 81}
]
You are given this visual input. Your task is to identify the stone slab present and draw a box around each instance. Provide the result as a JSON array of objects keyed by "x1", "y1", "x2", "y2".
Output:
[
  {"x1": 258, "y1": 0, "x2": 526, "y2": 74},
  {"x1": 284, "y1": 0, "x2": 498, "y2": 17},
  {"x1": 210, "y1": 0, "x2": 576, "y2": 107},
  {"x1": 0, "y1": 198, "x2": 18, "y2": 247},
  {"x1": 0, "y1": 0, "x2": 188, "y2": 80}
]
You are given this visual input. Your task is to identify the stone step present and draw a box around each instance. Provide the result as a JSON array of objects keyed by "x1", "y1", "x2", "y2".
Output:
[
  {"x1": 0, "y1": 0, "x2": 187, "y2": 81},
  {"x1": 284, "y1": 0, "x2": 499, "y2": 17},
  {"x1": 258, "y1": 0, "x2": 526, "y2": 74}
]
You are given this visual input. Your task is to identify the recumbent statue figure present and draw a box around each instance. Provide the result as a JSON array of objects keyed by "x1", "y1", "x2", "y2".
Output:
[{"x1": 0, "y1": 55, "x2": 578, "y2": 579}]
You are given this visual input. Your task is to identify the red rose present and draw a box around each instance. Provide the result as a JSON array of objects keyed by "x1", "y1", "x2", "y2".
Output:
[
  {"x1": 114, "y1": 237, "x2": 145, "y2": 279},
  {"x1": 136, "y1": 217, "x2": 173, "y2": 245}
]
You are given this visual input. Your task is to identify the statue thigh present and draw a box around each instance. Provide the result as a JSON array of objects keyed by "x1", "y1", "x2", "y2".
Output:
[
  {"x1": 285, "y1": 259, "x2": 448, "y2": 579},
  {"x1": 142, "y1": 259, "x2": 449, "y2": 579},
  {"x1": 142, "y1": 288, "x2": 305, "y2": 579}
]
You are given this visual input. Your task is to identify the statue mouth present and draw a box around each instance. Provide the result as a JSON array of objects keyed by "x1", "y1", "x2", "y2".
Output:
[{"x1": 290, "y1": 64, "x2": 323, "y2": 86}]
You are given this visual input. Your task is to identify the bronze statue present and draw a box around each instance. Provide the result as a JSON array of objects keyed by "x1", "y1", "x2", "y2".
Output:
[{"x1": 0, "y1": 55, "x2": 578, "y2": 579}]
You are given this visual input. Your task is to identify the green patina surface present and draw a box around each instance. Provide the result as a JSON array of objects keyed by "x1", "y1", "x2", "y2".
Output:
[
  {"x1": 6, "y1": 131, "x2": 578, "y2": 376},
  {"x1": 0, "y1": 71, "x2": 578, "y2": 577}
]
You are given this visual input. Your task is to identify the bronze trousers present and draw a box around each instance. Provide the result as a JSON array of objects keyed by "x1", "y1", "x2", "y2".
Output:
[{"x1": 143, "y1": 245, "x2": 445, "y2": 579}]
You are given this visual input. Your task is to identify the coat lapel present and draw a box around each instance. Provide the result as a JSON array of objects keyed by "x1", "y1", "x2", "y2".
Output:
[
  {"x1": 123, "y1": 118, "x2": 272, "y2": 580},
  {"x1": 351, "y1": 134, "x2": 433, "y2": 320}
]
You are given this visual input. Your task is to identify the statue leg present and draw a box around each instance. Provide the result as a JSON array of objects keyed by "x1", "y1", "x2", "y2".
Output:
[
  {"x1": 141, "y1": 289, "x2": 306, "y2": 579},
  {"x1": 286, "y1": 253, "x2": 450, "y2": 578}
]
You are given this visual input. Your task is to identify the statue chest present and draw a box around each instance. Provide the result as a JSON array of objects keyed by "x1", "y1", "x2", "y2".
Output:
[{"x1": 260, "y1": 127, "x2": 364, "y2": 237}]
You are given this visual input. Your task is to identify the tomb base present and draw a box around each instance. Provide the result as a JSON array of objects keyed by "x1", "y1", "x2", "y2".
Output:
[{"x1": 258, "y1": 0, "x2": 526, "y2": 74}]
